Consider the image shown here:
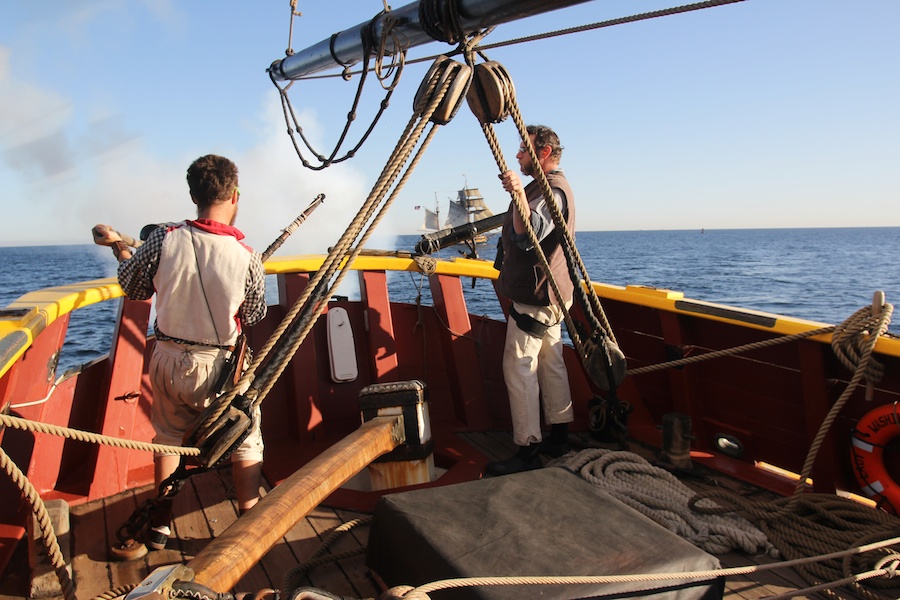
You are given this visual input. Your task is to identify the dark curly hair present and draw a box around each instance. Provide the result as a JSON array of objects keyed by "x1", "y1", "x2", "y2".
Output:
[
  {"x1": 186, "y1": 155, "x2": 239, "y2": 210},
  {"x1": 526, "y1": 124, "x2": 563, "y2": 161}
]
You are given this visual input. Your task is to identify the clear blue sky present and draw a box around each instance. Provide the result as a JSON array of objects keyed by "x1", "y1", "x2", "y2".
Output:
[{"x1": 2, "y1": 1, "x2": 898, "y2": 254}]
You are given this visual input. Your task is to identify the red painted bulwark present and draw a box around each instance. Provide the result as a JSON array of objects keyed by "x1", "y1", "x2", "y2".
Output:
[
  {"x1": 360, "y1": 270, "x2": 399, "y2": 381},
  {"x1": 90, "y1": 298, "x2": 153, "y2": 499},
  {"x1": 428, "y1": 273, "x2": 491, "y2": 429}
]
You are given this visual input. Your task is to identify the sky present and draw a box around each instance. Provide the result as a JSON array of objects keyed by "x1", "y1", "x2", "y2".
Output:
[{"x1": 1, "y1": 0, "x2": 898, "y2": 254}]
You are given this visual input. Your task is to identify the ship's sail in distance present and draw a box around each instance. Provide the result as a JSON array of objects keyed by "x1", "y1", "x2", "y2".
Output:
[
  {"x1": 446, "y1": 187, "x2": 494, "y2": 229},
  {"x1": 421, "y1": 208, "x2": 440, "y2": 231}
]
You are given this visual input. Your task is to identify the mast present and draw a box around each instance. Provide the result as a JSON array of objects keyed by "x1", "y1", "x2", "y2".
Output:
[{"x1": 268, "y1": 0, "x2": 596, "y2": 80}]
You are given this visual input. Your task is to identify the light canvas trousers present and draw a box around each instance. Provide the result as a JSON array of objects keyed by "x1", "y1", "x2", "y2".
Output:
[
  {"x1": 502, "y1": 301, "x2": 574, "y2": 446},
  {"x1": 149, "y1": 339, "x2": 264, "y2": 463}
]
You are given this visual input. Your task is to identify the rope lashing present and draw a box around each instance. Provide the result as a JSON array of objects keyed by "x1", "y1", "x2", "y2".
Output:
[{"x1": 418, "y1": 0, "x2": 465, "y2": 45}]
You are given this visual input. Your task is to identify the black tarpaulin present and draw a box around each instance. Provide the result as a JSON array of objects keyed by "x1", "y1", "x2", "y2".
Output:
[{"x1": 366, "y1": 467, "x2": 724, "y2": 600}]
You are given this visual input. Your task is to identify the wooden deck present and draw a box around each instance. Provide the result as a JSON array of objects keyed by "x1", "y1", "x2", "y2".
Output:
[{"x1": 0, "y1": 432, "x2": 883, "y2": 600}]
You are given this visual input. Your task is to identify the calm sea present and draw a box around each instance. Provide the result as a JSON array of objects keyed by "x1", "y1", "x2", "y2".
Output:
[{"x1": 1, "y1": 228, "x2": 897, "y2": 374}]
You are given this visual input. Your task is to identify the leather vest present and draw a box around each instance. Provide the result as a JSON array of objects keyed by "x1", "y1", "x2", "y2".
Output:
[{"x1": 495, "y1": 170, "x2": 576, "y2": 306}]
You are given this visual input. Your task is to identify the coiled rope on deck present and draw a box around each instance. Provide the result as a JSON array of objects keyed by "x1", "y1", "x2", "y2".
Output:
[
  {"x1": 690, "y1": 489, "x2": 900, "y2": 599},
  {"x1": 556, "y1": 450, "x2": 775, "y2": 556}
]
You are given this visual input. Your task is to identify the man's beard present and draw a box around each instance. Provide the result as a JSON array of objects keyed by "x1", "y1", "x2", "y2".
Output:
[{"x1": 521, "y1": 161, "x2": 534, "y2": 177}]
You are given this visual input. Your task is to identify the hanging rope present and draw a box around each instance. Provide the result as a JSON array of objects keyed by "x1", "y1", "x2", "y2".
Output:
[
  {"x1": 193, "y1": 56, "x2": 472, "y2": 439},
  {"x1": 462, "y1": 52, "x2": 625, "y2": 391},
  {"x1": 271, "y1": 6, "x2": 407, "y2": 171}
]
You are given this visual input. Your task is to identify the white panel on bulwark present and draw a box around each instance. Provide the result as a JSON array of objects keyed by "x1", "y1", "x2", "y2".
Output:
[{"x1": 327, "y1": 306, "x2": 358, "y2": 382}]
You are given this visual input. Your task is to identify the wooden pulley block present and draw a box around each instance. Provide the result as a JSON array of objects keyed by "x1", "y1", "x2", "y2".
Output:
[
  {"x1": 412, "y1": 55, "x2": 472, "y2": 125},
  {"x1": 466, "y1": 61, "x2": 515, "y2": 124},
  {"x1": 183, "y1": 399, "x2": 253, "y2": 468}
]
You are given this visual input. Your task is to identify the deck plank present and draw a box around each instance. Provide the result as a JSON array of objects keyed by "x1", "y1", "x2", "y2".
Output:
[
  {"x1": 69, "y1": 492, "x2": 113, "y2": 599},
  {"x1": 172, "y1": 474, "x2": 214, "y2": 563},
  {"x1": 304, "y1": 507, "x2": 366, "y2": 597},
  {"x1": 103, "y1": 488, "x2": 153, "y2": 595}
]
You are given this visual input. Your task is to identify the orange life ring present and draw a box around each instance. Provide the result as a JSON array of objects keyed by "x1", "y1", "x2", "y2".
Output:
[{"x1": 850, "y1": 403, "x2": 900, "y2": 514}]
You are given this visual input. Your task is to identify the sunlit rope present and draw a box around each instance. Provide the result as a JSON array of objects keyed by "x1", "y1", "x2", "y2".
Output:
[
  {"x1": 1, "y1": 446, "x2": 75, "y2": 600},
  {"x1": 398, "y1": 537, "x2": 900, "y2": 600},
  {"x1": 0, "y1": 413, "x2": 199, "y2": 455}
]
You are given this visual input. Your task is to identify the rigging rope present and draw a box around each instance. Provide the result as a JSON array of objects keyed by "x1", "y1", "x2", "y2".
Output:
[
  {"x1": 195, "y1": 56, "x2": 470, "y2": 438},
  {"x1": 0, "y1": 413, "x2": 199, "y2": 456},
  {"x1": 463, "y1": 53, "x2": 625, "y2": 391},
  {"x1": 272, "y1": 6, "x2": 406, "y2": 171}
]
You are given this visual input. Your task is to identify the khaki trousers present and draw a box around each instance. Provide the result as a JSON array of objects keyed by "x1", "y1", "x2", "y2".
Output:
[{"x1": 502, "y1": 301, "x2": 574, "y2": 446}]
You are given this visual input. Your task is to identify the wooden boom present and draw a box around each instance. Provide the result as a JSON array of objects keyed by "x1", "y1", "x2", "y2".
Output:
[{"x1": 188, "y1": 416, "x2": 404, "y2": 592}]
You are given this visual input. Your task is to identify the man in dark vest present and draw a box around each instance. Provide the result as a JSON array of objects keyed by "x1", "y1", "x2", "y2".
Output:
[{"x1": 488, "y1": 124, "x2": 576, "y2": 476}]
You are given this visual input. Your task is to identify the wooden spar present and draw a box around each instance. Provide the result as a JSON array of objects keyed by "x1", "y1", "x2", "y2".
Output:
[
  {"x1": 268, "y1": 0, "x2": 596, "y2": 80},
  {"x1": 188, "y1": 416, "x2": 404, "y2": 592}
]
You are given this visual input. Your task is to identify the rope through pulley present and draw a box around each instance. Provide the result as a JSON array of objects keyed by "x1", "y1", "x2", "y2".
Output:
[
  {"x1": 196, "y1": 56, "x2": 474, "y2": 444},
  {"x1": 463, "y1": 54, "x2": 626, "y2": 393}
]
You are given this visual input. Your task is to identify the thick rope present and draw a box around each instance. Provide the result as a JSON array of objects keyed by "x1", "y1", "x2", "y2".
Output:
[
  {"x1": 0, "y1": 413, "x2": 199, "y2": 456},
  {"x1": 466, "y1": 55, "x2": 625, "y2": 391},
  {"x1": 792, "y1": 302, "x2": 892, "y2": 499},
  {"x1": 90, "y1": 586, "x2": 135, "y2": 600},
  {"x1": 245, "y1": 76, "x2": 452, "y2": 407},
  {"x1": 555, "y1": 449, "x2": 774, "y2": 556},
  {"x1": 194, "y1": 57, "x2": 462, "y2": 439},
  {"x1": 400, "y1": 537, "x2": 900, "y2": 600},
  {"x1": 690, "y1": 491, "x2": 900, "y2": 599},
  {"x1": 0, "y1": 446, "x2": 76, "y2": 600}
]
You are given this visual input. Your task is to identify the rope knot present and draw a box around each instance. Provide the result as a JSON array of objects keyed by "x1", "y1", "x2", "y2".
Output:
[
  {"x1": 413, "y1": 255, "x2": 437, "y2": 275},
  {"x1": 831, "y1": 298, "x2": 893, "y2": 383}
]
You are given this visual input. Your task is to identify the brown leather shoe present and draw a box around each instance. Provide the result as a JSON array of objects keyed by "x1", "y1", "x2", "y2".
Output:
[{"x1": 109, "y1": 538, "x2": 148, "y2": 561}]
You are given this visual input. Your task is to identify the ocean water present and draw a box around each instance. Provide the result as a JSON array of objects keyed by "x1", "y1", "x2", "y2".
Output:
[{"x1": 1, "y1": 228, "x2": 897, "y2": 374}]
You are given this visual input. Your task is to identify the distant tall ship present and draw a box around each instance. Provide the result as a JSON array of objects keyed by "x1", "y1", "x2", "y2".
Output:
[{"x1": 419, "y1": 184, "x2": 496, "y2": 245}]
